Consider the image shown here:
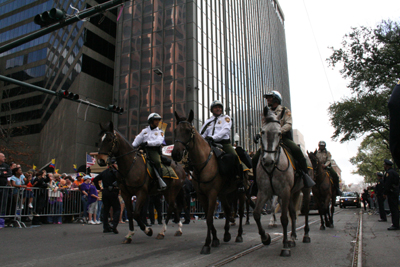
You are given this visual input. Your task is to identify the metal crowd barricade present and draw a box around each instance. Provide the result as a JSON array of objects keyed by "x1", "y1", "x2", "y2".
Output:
[{"x1": 0, "y1": 186, "x2": 82, "y2": 228}]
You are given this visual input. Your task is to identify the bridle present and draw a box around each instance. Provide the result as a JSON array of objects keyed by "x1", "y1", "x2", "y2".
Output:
[
  {"x1": 174, "y1": 120, "x2": 217, "y2": 183},
  {"x1": 174, "y1": 121, "x2": 195, "y2": 150}
]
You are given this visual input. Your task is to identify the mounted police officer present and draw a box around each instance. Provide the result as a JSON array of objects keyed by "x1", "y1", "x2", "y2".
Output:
[
  {"x1": 316, "y1": 141, "x2": 342, "y2": 196},
  {"x1": 252, "y1": 91, "x2": 315, "y2": 188},
  {"x1": 200, "y1": 100, "x2": 245, "y2": 192},
  {"x1": 132, "y1": 113, "x2": 167, "y2": 191},
  {"x1": 93, "y1": 160, "x2": 120, "y2": 234},
  {"x1": 375, "y1": 171, "x2": 387, "y2": 222},
  {"x1": 383, "y1": 159, "x2": 399, "y2": 230}
]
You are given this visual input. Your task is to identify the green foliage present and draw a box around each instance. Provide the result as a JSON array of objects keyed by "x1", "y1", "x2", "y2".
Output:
[
  {"x1": 328, "y1": 20, "x2": 400, "y2": 92},
  {"x1": 350, "y1": 134, "x2": 391, "y2": 184}
]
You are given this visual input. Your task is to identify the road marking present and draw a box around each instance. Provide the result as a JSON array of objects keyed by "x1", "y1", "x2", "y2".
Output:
[{"x1": 352, "y1": 209, "x2": 363, "y2": 267}]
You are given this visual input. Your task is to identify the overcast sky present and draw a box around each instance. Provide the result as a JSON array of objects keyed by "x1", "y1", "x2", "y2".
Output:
[{"x1": 277, "y1": 0, "x2": 400, "y2": 185}]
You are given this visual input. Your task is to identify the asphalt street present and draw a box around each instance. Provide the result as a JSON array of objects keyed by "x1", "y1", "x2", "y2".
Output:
[{"x1": 0, "y1": 207, "x2": 394, "y2": 267}]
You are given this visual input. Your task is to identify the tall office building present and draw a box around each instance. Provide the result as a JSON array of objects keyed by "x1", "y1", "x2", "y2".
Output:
[
  {"x1": 0, "y1": 0, "x2": 290, "y2": 171},
  {"x1": 114, "y1": 0, "x2": 290, "y2": 152},
  {"x1": 0, "y1": 0, "x2": 118, "y2": 170}
]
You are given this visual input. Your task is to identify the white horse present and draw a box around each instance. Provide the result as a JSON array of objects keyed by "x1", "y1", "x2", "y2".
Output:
[{"x1": 253, "y1": 106, "x2": 311, "y2": 257}]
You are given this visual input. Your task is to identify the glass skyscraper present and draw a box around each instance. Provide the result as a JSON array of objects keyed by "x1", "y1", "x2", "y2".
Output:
[{"x1": 114, "y1": 0, "x2": 290, "y2": 152}]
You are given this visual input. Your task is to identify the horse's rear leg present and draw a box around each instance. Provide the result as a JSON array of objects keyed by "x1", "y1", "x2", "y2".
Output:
[
  {"x1": 253, "y1": 191, "x2": 271, "y2": 246},
  {"x1": 287, "y1": 192, "x2": 300, "y2": 248},
  {"x1": 245, "y1": 198, "x2": 250, "y2": 225},
  {"x1": 329, "y1": 196, "x2": 335, "y2": 228},
  {"x1": 302, "y1": 188, "x2": 311, "y2": 243},
  {"x1": 280, "y1": 195, "x2": 291, "y2": 257}
]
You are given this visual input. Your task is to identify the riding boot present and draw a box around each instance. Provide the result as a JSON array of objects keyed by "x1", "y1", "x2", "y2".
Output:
[
  {"x1": 154, "y1": 168, "x2": 167, "y2": 191},
  {"x1": 301, "y1": 170, "x2": 315, "y2": 188}
]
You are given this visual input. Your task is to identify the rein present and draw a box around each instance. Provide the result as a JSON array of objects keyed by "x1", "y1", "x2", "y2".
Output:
[{"x1": 175, "y1": 120, "x2": 219, "y2": 184}]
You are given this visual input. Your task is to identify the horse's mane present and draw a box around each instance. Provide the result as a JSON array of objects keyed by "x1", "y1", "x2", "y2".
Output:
[{"x1": 262, "y1": 111, "x2": 278, "y2": 125}]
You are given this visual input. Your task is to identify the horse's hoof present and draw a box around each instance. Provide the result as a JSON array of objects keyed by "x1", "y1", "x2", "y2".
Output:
[
  {"x1": 329, "y1": 224, "x2": 334, "y2": 228},
  {"x1": 122, "y1": 238, "x2": 132, "y2": 244},
  {"x1": 200, "y1": 246, "x2": 211, "y2": 254},
  {"x1": 326, "y1": 222, "x2": 331, "y2": 227},
  {"x1": 268, "y1": 224, "x2": 274, "y2": 229},
  {"x1": 211, "y1": 239, "x2": 220, "y2": 247},
  {"x1": 223, "y1": 233, "x2": 231, "y2": 242},
  {"x1": 320, "y1": 226, "x2": 325, "y2": 230},
  {"x1": 261, "y1": 234, "x2": 271, "y2": 245},
  {"x1": 288, "y1": 240, "x2": 296, "y2": 247},
  {"x1": 174, "y1": 231, "x2": 182, "y2": 236},
  {"x1": 156, "y1": 233, "x2": 164, "y2": 240},
  {"x1": 230, "y1": 222, "x2": 236, "y2": 226},
  {"x1": 146, "y1": 228, "x2": 153, "y2": 237},
  {"x1": 235, "y1": 236, "x2": 243, "y2": 243},
  {"x1": 273, "y1": 224, "x2": 278, "y2": 228},
  {"x1": 245, "y1": 221, "x2": 250, "y2": 225},
  {"x1": 280, "y1": 249, "x2": 291, "y2": 257},
  {"x1": 303, "y1": 236, "x2": 311, "y2": 243}
]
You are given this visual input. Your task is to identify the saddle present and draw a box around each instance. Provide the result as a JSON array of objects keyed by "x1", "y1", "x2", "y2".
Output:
[{"x1": 139, "y1": 153, "x2": 179, "y2": 180}]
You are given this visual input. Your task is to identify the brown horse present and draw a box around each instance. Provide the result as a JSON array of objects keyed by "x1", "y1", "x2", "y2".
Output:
[
  {"x1": 171, "y1": 110, "x2": 246, "y2": 254},
  {"x1": 307, "y1": 150, "x2": 336, "y2": 230},
  {"x1": 97, "y1": 121, "x2": 186, "y2": 243}
]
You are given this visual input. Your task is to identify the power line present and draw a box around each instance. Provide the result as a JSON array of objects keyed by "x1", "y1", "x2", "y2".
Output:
[{"x1": 302, "y1": 0, "x2": 335, "y2": 102}]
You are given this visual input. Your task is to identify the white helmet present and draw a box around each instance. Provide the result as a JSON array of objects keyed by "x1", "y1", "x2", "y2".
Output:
[
  {"x1": 210, "y1": 100, "x2": 223, "y2": 112},
  {"x1": 147, "y1": 113, "x2": 162, "y2": 124},
  {"x1": 318, "y1": 141, "x2": 326, "y2": 146},
  {"x1": 263, "y1": 90, "x2": 282, "y2": 104}
]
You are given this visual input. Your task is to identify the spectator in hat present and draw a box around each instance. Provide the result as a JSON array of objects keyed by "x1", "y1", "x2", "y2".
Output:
[
  {"x1": 383, "y1": 159, "x2": 400, "y2": 230},
  {"x1": 79, "y1": 175, "x2": 92, "y2": 222},
  {"x1": 375, "y1": 171, "x2": 386, "y2": 222},
  {"x1": 87, "y1": 178, "x2": 100, "y2": 225}
]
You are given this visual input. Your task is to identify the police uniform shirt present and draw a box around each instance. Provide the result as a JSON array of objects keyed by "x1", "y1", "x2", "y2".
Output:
[
  {"x1": 384, "y1": 168, "x2": 400, "y2": 195},
  {"x1": 271, "y1": 105, "x2": 292, "y2": 135},
  {"x1": 316, "y1": 149, "x2": 332, "y2": 167},
  {"x1": 200, "y1": 114, "x2": 231, "y2": 142},
  {"x1": 132, "y1": 126, "x2": 164, "y2": 147},
  {"x1": 93, "y1": 168, "x2": 117, "y2": 190},
  {"x1": 0, "y1": 163, "x2": 11, "y2": 186}
]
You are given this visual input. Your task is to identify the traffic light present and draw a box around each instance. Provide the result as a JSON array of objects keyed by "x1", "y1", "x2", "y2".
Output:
[
  {"x1": 59, "y1": 90, "x2": 79, "y2": 100},
  {"x1": 108, "y1": 104, "x2": 124, "y2": 114},
  {"x1": 34, "y1": 8, "x2": 66, "y2": 27}
]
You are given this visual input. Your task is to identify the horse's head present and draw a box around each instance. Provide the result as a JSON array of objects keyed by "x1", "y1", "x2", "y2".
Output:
[
  {"x1": 98, "y1": 121, "x2": 119, "y2": 166},
  {"x1": 260, "y1": 106, "x2": 282, "y2": 166},
  {"x1": 172, "y1": 110, "x2": 194, "y2": 162},
  {"x1": 307, "y1": 149, "x2": 319, "y2": 170}
]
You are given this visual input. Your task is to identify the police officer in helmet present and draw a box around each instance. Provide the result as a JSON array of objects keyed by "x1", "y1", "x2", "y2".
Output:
[
  {"x1": 316, "y1": 141, "x2": 342, "y2": 196},
  {"x1": 383, "y1": 159, "x2": 399, "y2": 230},
  {"x1": 200, "y1": 100, "x2": 245, "y2": 192},
  {"x1": 132, "y1": 113, "x2": 167, "y2": 191},
  {"x1": 253, "y1": 91, "x2": 315, "y2": 188}
]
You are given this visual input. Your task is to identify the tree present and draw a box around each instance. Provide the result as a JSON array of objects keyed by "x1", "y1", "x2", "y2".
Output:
[
  {"x1": 350, "y1": 134, "x2": 391, "y2": 184},
  {"x1": 327, "y1": 20, "x2": 400, "y2": 143}
]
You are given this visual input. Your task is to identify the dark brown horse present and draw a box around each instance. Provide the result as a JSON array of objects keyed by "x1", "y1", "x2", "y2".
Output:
[
  {"x1": 307, "y1": 150, "x2": 336, "y2": 230},
  {"x1": 171, "y1": 110, "x2": 246, "y2": 254},
  {"x1": 97, "y1": 121, "x2": 186, "y2": 243}
]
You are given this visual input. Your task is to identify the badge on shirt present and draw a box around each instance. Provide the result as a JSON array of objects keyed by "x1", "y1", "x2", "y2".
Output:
[
  {"x1": 218, "y1": 120, "x2": 222, "y2": 124},
  {"x1": 155, "y1": 132, "x2": 158, "y2": 136},
  {"x1": 225, "y1": 117, "x2": 230, "y2": 123}
]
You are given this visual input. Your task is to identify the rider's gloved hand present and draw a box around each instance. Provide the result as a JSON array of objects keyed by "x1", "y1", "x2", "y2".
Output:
[
  {"x1": 139, "y1": 142, "x2": 148, "y2": 149},
  {"x1": 253, "y1": 134, "x2": 261, "y2": 144},
  {"x1": 205, "y1": 136, "x2": 214, "y2": 142}
]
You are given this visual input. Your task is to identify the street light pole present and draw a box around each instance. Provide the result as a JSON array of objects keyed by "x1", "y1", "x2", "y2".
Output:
[{"x1": 153, "y1": 68, "x2": 163, "y2": 118}]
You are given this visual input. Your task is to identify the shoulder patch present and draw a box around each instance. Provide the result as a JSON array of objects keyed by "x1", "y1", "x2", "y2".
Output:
[
  {"x1": 398, "y1": 79, "x2": 400, "y2": 85},
  {"x1": 286, "y1": 110, "x2": 291, "y2": 116},
  {"x1": 386, "y1": 173, "x2": 389, "y2": 177},
  {"x1": 161, "y1": 132, "x2": 164, "y2": 137},
  {"x1": 154, "y1": 132, "x2": 158, "y2": 136},
  {"x1": 143, "y1": 132, "x2": 147, "y2": 135},
  {"x1": 225, "y1": 117, "x2": 230, "y2": 123}
]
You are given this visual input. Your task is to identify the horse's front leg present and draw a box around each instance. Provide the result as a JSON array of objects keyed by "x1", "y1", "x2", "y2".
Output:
[
  {"x1": 324, "y1": 196, "x2": 331, "y2": 228},
  {"x1": 235, "y1": 191, "x2": 245, "y2": 243},
  {"x1": 253, "y1": 186, "x2": 271, "y2": 246},
  {"x1": 133, "y1": 192, "x2": 153, "y2": 237},
  {"x1": 269, "y1": 196, "x2": 279, "y2": 228},
  {"x1": 288, "y1": 192, "x2": 299, "y2": 248},
  {"x1": 196, "y1": 190, "x2": 213, "y2": 254},
  {"x1": 329, "y1": 195, "x2": 335, "y2": 228},
  {"x1": 122, "y1": 193, "x2": 135, "y2": 244},
  {"x1": 280, "y1": 193, "x2": 291, "y2": 257}
]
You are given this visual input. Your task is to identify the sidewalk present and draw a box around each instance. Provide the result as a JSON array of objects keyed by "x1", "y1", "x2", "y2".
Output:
[{"x1": 362, "y1": 209, "x2": 400, "y2": 267}]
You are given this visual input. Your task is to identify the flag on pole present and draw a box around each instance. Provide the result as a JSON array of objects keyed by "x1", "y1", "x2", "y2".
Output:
[
  {"x1": 55, "y1": 169, "x2": 59, "y2": 174},
  {"x1": 32, "y1": 164, "x2": 37, "y2": 170},
  {"x1": 86, "y1": 154, "x2": 96, "y2": 168},
  {"x1": 49, "y1": 159, "x2": 55, "y2": 168},
  {"x1": 73, "y1": 164, "x2": 77, "y2": 172}
]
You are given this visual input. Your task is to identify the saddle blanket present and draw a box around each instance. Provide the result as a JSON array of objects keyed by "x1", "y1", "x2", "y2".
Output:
[{"x1": 141, "y1": 155, "x2": 178, "y2": 179}]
